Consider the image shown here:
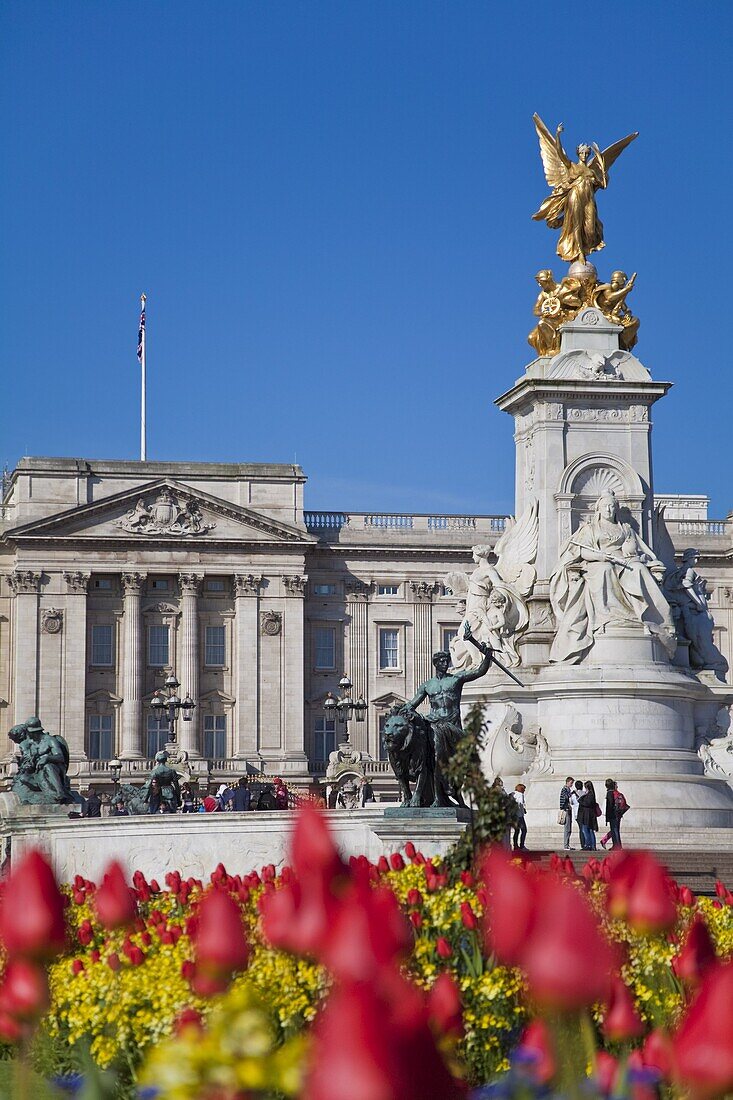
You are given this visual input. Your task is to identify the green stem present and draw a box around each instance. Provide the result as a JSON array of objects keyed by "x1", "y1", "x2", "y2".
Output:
[
  {"x1": 548, "y1": 1015, "x2": 585, "y2": 1100},
  {"x1": 13, "y1": 1043, "x2": 32, "y2": 1100}
]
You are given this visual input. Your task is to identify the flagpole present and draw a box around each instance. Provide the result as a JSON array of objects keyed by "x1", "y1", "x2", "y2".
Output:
[{"x1": 139, "y1": 293, "x2": 147, "y2": 461}]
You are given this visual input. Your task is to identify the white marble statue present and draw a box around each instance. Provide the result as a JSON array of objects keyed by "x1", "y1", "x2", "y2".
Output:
[
  {"x1": 665, "y1": 549, "x2": 728, "y2": 677},
  {"x1": 445, "y1": 500, "x2": 539, "y2": 669},
  {"x1": 549, "y1": 491, "x2": 676, "y2": 663}
]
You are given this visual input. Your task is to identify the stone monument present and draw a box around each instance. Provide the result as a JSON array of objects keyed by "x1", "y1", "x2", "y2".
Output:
[{"x1": 458, "y1": 115, "x2": 733, "y2": 830}]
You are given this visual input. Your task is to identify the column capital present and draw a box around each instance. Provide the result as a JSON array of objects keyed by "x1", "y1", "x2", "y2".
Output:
[
  {"x1": 234, "y1": 573, "x2": 263, "y2": 597},
  {"x1": 179, "y1": 572, "x2": 203, "y2": 594},
  {"x1": 8, "y1": 570, "x2": 41, "y2": 594},
  {"x1": 409, "y1": 580, "x2": 439, "y2": 602},
  {"x1": 63, "y1": 570, "x2": 90, "y2": 594},
  {"x1": 121, "y1": 572, "x2": 146, "y2": 595},
  {"x1": 345, "y1": 580, "x2": 372, "y2": 602},
  {"x1": 282, "y1": 574, "x2": 308, "y2": 598}
]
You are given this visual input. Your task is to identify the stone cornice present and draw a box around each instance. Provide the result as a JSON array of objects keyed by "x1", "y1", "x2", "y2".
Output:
[
  {"x1": 3, "y1": 477, "x2": 316, "y2": 547},
  {"x1": 495, "y1": 376, "x2": 671, "y2": 415}
]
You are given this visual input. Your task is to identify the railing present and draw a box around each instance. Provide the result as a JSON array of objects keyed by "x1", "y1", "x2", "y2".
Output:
[
  {"x1": 672, "y1": 520, "x2": 730, "y2": 537},
  {"x1": 305, "y1": 511, "x2": 509, "y2": 536}
]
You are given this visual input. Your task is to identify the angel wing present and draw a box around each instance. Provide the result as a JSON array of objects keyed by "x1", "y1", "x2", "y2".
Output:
[
  {"x1": 589, "y1": 130, "x2": 638, "y2": 185},
  {"x1": 651, "y1": 505, "x2": 677, "y2": 572},
  {"x1": 443, "y1": 570, "x2": 469, "y2": 598},
  {"x1": 533, "y1": 113, "x2": 571, "y2": 189},
  {"x1": 494, "y1": 499, "x2": 539, "y2": 597}
]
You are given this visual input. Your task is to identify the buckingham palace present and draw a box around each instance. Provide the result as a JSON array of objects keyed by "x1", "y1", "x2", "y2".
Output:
[{"x1": 0, "y1": 455, "x2": 731, "y2": 794}]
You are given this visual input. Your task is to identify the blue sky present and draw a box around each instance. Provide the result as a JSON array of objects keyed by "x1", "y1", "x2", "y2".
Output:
[{"x1": 2, "y1": 2, "x2": 731, "y2": 517}]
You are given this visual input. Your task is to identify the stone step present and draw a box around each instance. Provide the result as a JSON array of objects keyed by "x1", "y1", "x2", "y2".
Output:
[{"x1": 517, "y1": 848, "x2": 733, "y2": 895}]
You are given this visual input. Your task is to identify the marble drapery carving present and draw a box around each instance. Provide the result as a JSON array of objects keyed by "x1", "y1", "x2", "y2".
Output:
[{"x1": 549, "y1": 492, "x2": 675, "y2": 664}]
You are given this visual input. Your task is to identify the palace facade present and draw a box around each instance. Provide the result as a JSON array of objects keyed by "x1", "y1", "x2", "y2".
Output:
[{"x1": 0, "y1": 456, "x2": 731, "y2": 793}]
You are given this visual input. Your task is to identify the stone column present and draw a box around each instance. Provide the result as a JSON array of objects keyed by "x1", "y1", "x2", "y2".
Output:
[
  {"x1": 410, "y1": 581, "x2": 438, "y2": 693},
  {"x1": 278, "y1": 574, "x2": 309, "y2": 773},
  {"x1": 179, "y1": 573, "x2": 203, "y2": 757},
  {"x1": 9, "y1": 570, "x2": 41, "y2": 724},
  {"x1": 120, "y1": 572, "x2": 146, "y2": 759},
  {"x1": 62, "y1": 571, "x2": 90, "y2": 760},
  {"x1": 233, "y1": 574, "x2": 261, "y2": 759},
  {"x1": 345, "y1": 580, "x2": 371, "y2": 754}
]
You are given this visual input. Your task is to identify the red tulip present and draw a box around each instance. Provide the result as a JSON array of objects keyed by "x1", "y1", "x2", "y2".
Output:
[
  {"x1": 389, "y1": 853, "x2": 405, "y2": 872},
  {"x1": 404, "y1": 842, "x2": 417, "y2": 860},
  {"x1": 71, "y1": 959, "x2": 84, "y2": 975},
  {"x1": 516, "y1": 1019, "x2": 556, "y2": 1085},
  {"x1": 603, "y1": 976, "x2": 644, "y2": 1040},
  {"x1": 460, "y1": 871, "x2": 475, "y2": 888},
  {"x1": 409, "y1": 911, "x2": 423, "y2": 930},
  {"x1": 174, "y1": 1006, "x2": 204, "y2": 1034},
  {"x1": 460, "y1": 901, "x2": 478, "y2": 930},
  {"x1": 519, "y1": 874, "x2": 615, "y2": 1011},
  {"x1": 428, "y1": 972, "x2": 463, "y2": 1037},
  {"x1": 596, "y1": 1051, "x2": 620, "y2": 1096},
  {"x1": 0, "y1": 849, "x2": 66, "y2": 959},
  {"x1": 377, "y1": 856, "x2": 389, "y2": 874},
  {"x1": 679, "y1": 886, "x2": 695, "y2": 907},
  {"x1": 480, "y1": 847, "x2": 538, "y2": 965},
  {"x1": 0, "y1": 960, "x2": 49, "y2": 1020},
  {"x1": 321, "y1": 882, "x2": 412, "y2": 983},
  {"x1": 77, "y1": 920, "x2": 93, "y2": 947},
  {"x1": 107, "y1": 953, "x2": 121, "y2": 971},
  {"x1": 194, "y1": 888, "x2": 249, "y2": 991},
  {"x1": 436, "y1": 937, "x2": 453, "y2": 959},
  {"x1": 673, "y1": 961, "x2": 733, "y2": 1098},
  {"x1": 606, "y1": 852, "x2": 677, "y2": 934},
  {"x1": 303, "y1": 979, "x2": 466, "y2": 1100},
  {"x1": 673, "y1": 915, "x2": 717, "y2": 986},
  {"x1": 0, "y1": 1011, "x2": 23, "y2": 1043},
  {"x1": 406, "y1": 889, "x2": 423, "y2": 908},
  {"x1": 95, "y1": 862, "x2": 137, "y2": 930},
  {"x1": 642, "y1": 1028, "x2": 674, "y2": 1078},
  {"x1": 714, "y1": 880, "x2": 726, "y2": 899},
  {"x1": 128, "y1": 946, "x2": 145, "y2": 966}
]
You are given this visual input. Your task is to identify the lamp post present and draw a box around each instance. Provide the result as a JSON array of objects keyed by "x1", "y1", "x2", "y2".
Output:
[
  {"x1": 109, "y1": 757, "x2": 122, "y2": 802},
  {"x1": 323, "y1": 674, "x2": 367, "y2": 745},
  {"x1": 149, "y1": 674, "x2": 196, "y2": 745}
]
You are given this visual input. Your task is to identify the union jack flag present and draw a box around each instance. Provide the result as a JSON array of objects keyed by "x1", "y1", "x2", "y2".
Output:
[{"x1": 137, "y1": 302, "x2": 146, "y2": 360}]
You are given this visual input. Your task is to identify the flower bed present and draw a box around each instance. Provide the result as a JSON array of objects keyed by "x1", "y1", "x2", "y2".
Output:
[{"x1": 0, "y1": 809, "x2": 731, "y2": 1099}]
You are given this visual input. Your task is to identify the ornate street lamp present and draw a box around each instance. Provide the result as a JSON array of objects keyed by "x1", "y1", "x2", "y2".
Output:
[
  {"x1": 149, "y1": 674, "x2": 196, "y2": 744},
  {"x1": 323, "y1": 674, "x2": 367, "y2": 744},
  {"x1": 109, "y1": 756, "x2": 122, "y2": 801}
]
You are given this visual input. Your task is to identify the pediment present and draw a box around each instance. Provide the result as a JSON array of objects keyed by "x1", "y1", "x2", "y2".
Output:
[
  {"x1": 5, "y1": 479, "x2": 314, "y2": 547},
  {"x1": 371, "y1": 691, "x2": 406, "y2": 709}
]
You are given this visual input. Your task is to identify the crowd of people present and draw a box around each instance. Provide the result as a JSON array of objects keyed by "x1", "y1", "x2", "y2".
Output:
[{"x1": 559, "y1": 775, "x2": 629, "y2": 851}]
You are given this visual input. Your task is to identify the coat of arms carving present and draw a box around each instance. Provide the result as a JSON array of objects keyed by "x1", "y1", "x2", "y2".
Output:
[{"x1": 117, "y1": 488, "x2": 215, "y2": 537}]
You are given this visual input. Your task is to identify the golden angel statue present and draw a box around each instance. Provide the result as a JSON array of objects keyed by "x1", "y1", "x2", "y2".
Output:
[
  {"x1": 444, "y1": 500, "x2": 539, "y2": 670},
  {"x1": 532, "y1": 114, "x2": 638, "y2": 264}
]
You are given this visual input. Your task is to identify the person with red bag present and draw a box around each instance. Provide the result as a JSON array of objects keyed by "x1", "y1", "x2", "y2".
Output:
[{"x1": 601, "y1": 777, "x2": 629, "y2": 849}]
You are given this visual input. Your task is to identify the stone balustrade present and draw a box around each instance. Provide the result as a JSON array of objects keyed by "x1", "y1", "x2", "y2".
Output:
[{"x1": 304, "y1": 511, "x2": 509, "y2": 543}]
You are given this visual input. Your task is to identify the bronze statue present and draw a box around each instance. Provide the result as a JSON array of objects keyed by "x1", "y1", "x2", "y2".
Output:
[
  {"x1": 140, "y1": 750, "x2": 181, "y2": 813},
  {"x1": 396, "y1": 628, "x2": 493, "y2": 807},
  {"x1": 382, "y1": 708, "x2": 435, "y2": 807},
  {"x1": 532, "y1": 114, "x2": 638, "y2": 263},
  {"x1": 9, "y1": 717, "x2": 80, "y2": 805}
]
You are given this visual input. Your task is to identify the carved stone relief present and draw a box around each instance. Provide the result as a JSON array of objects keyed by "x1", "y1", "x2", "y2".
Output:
[
  {"x1": 121, "y1": 572, "x2": 146, "y2": 595},
  {"x1": 234, "y1": 574, "x2": 262, "y2": 597},
  {"x1": 41, "y1": 609, "x2": 63, "y2": 634},
  {"x1": 63, "y1": 571, "x2": 90, "y2": 593},
  {"x1": 282, "y1": 575, "x2": 308, "y2": 597},
  {"x1": 260, "y1": 610, "x2": 282, "y2": 636},
  {"x1": 409, "y1": 581, "x2": 439, "y2": 602},
  {"x1": 8, "y1": 571, "x2": 41, "y2": 594},
  {"x1": 117, "y1": 488, "x2": 215, "y2": 536},
  {"x1": 345, "y1": 580, "x2": 372, "y2": 601}
]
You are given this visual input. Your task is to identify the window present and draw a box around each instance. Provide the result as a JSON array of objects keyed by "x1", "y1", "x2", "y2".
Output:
[
  {"x1": 314, "y1": 717, "x2": 336, "y2": 761},
  {"x1": 151, "y1": 578, "x2": 169, "y2": 591},
  {"x1": 203, "y1": 715, "x2": 227, "y2": 758},
  {"x1": 313, "y1": 583, "x2": 337, "y2": 596},
  {"x1": 88, "y1": 715, "x2": 113, "y2": 760},
  {"x1": 147, "y1": 714, "x2": 168, "y2": 757},
  {"x1": 378, "y1": 584, "x2": 399, "y2": 596},
  {"x1": 148, "y1": 625, "x2": 170, "y2": 667},
  {"x1": 91, "y1": 624, "x2": 114, "y2": 666},
  {"x1": 379, "y1": 628, "x2": 399, "y2": 670},
  {"x1": 314, "y1": 626, "x2": 336, "y2": 670},
  {"x1": 442, "y1": 628, "x2": 458, "y2": 652},
  {"x1": 205, "y1": 625, "x2": 226, "y2": 666},
  {"x1": 93, "y1": 577, "x2": 112, "y2": 590},
  {"x1": 206, "y1": 578, "x2": 225, "y2": 592}
]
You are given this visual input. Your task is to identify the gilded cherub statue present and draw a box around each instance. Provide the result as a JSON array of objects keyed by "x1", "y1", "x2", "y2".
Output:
[
  {"x1": 593, "y1": 270, "x2": 639, "y2": 351},
  {"x1": 532, "y1": 115, "x2": 638, "y2": 264}
]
